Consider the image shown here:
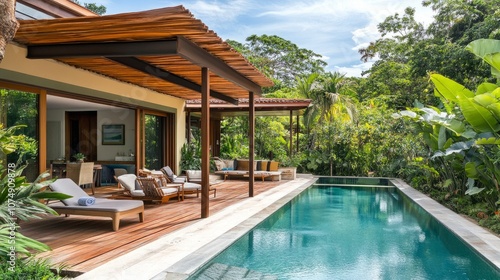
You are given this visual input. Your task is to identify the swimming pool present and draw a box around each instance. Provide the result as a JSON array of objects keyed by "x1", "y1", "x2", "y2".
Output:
[{"x1": 188, "y1": 179, "x2": 500, "y2": 279}]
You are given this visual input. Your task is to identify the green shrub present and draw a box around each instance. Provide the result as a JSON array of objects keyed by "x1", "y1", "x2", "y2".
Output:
[{"x1": 0, "y1": 257, "x2": 67, "y2": 280}]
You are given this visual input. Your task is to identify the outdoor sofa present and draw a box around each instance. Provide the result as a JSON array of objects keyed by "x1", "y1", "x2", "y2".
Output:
[
  {"x1": 48, "y1": 178, "x2": 144, "y2": 231},
  {"x1": 213, "y1": 159, "x2": 282, "y2": 181}
]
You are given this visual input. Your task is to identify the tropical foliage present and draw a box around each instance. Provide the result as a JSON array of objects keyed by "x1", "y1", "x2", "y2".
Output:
[
  {"x1": 180, "y1": 141, "x2": 201, "y2": 172},
  {"x1": 0, "y1": 125, "x2": 70, "y2": 263},
  {"x1": 395, "y1": 39, "x2": 500, "y2": 212}
]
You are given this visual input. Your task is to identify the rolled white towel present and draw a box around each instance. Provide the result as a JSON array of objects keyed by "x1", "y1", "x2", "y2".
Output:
[{"x1": 77, "y1": 196, "x2": 96, "y2": 206}]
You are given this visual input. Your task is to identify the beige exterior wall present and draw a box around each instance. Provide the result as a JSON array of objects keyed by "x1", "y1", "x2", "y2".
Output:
[{"x1": 1, "y1": 43, "x2": 187, "y2": 172}]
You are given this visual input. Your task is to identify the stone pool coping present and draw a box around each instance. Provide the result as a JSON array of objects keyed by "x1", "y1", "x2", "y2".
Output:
[
  {"x1": 76, "y1": 176, "x2": 500, "y2": 279},
  {"x1": 391, "y1": 178, "x2": 500, "y2": 270}
]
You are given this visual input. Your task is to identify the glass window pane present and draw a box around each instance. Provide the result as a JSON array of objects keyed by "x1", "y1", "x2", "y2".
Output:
[
  {"x1": 145, "y1": 114, "x2": 165, "y2": 170},
  {"x1": 0, "y1": 89, "x2": 39, "y2": 181}
]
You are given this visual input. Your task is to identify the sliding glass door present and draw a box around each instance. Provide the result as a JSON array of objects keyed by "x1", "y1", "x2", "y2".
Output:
[
  {"x1": 144, "y1": 114, "x2": 165, "y2": 170},
  {"x1": 0, "y1": 88, "x2": 39, "y2": 181}
]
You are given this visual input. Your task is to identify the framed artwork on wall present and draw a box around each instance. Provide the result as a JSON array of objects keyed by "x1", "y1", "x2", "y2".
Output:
[{"x1": 102, "y1": 124, "x2": 125, "y2": 145}]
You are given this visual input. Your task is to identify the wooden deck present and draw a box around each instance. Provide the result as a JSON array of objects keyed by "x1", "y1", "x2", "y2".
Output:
[{"x1": 20, "y1": 179, "x2": 284, "y2": 276}]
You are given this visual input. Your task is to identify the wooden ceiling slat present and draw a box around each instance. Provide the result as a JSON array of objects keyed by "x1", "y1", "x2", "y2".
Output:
[{"x1": 14, "y1": 5, "x2": 273, "y2": 101}]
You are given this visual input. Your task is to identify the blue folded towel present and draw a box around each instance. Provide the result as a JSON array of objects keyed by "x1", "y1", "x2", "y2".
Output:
[{"x1": 77, "y1": 197, "x2": 96, "y2": 206}]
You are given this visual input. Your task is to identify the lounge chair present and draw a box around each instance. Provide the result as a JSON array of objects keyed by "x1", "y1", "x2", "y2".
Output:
[
  {"x1": 117, "y1": 174, "x2": 182, "y2": 203},
  {"x1": 148, "y1": 170, "x2": 203, "y2": 200},
  {"x1": 160, "y1": 166, "x2": 186, "y2": 183},
  {"x1": 185, "y1": 170, "x2": 220, "y2": 197},
  {"x1": 48, "y1": 178, "x2": 144, "y2": 231}
]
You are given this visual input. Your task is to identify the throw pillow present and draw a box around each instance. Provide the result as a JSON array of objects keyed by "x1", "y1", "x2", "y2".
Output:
[
  {"x1": 214, "y1": 159, "x2": 225, "y2": 171},
  {"x1": 261, "y1": 161, "x2": 268, "y2": 171},
  {"x1": 223, "y1": 159, "x2": 234, "y2": 170},
  {"x1": 269, "y1": 161, "x2": 279, "y2": 171}
]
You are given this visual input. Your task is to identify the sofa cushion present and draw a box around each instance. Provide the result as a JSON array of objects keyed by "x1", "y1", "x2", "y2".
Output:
[
  {"x1": 260, "y1": 161, "x2": 268, "y2": 171},
  {"x1": 268, "y1": 161, "x2": 279, "y2": 171},
  {"x1": 49, "y1": 198, "x2": 143, "y2": 212},
  {"x1": 186, "y1": 170, "x2": 202, "y2": 181},
  {"x1": 237, "y1": 160, "x2": 248, "y2": 171},
  {"x1": 160, "y1": 166, "x2": 185, "y2": 183},
  {"x1": 161, "y1": 166, "x2": 175, "y2": 182},
  {"x1": 214, "y1": 159, "x2": 225, "y2": 171},
  {"x1": 237, "y1": 160, "x2": 257, "y2": 171},
  {"x1": 256, "y1": 160, "x2": 262, "y2": 171},
  {"x1": 222, "y1": 160, "x2": 234, "y2": 170}
]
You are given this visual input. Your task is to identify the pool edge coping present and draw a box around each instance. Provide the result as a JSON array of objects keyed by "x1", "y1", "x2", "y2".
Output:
[{"x1": 391, "y1": 178, "x2": 500, "y2": 270}]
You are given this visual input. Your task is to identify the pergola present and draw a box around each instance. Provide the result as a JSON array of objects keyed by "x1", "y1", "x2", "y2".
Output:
[
  {"x1": 185, "y1": 98, "x2": 312, "y2": 157},
  {"x1": 13, "y1": 5, "x2": 273, "y2": 218}
]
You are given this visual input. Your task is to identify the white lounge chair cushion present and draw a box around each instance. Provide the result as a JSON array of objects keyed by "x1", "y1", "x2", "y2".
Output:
[
  {"x1": 183, "y1": 182, "x2": 201, "y2": 191},
  {"x1": 117, "y1": 174, "x2": 141, "y2": 193},
  {"x1": 161, "y1": 187, "x2": 179, "y2": 195},
  {"x1": 49, "y1": 199, "x2": 143, "y2": 212},
  {"x1": 50, "y1": 178, "x2": 90, "y2": 206},
  {"x1": 49, "y1": 178, "x2": 143, "y2": 210}
]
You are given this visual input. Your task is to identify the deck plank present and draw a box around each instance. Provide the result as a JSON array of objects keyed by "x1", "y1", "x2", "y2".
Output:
[{"x1": 20, "y1": 179, "x2": 283, "y2": 274}]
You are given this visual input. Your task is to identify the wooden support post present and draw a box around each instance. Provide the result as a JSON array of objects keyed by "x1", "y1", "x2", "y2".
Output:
[
  {"x1": 201, "y1": 67, "x2": 210, "y2": 218},
  {"x1": 187, "y1": 111, "x2": 191, "y2": 144},
  {"x1": 289, "y1": 110, "x2": 293, "y2": 157},
  {"x1": 296, "y1": 114, "x2": 300, "y2": 153},
  {"x1": 135, "y1": 109, "x2": 142, "y2": 172},
  {"x1": 39, "y1": 90, "x2": 47, "y2": 175},
  {"x1": 249, "y1": 91, "x2": 255, "y2": 197}
]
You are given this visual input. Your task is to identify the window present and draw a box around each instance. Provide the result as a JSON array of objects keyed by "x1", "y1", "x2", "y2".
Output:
[
  {"x1": 0, "y1": 88, "x2": 39, "y2": 181},
  {"x1": 144, "y1": 114, "x2": 165, "y2": 170}
]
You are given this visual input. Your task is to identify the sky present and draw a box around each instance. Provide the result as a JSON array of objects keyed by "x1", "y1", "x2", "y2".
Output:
[{"x1": 89, "y1": 0, "x2": 435, "y2": 77}]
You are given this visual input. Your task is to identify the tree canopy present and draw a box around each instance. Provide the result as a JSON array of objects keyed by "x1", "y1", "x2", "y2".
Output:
[
  {"x1": 227, "y1": 34, "x2": 327, "y2": 91},
  {"x1": 359, "y1": 0, "x2": 500, "y2": 109}
]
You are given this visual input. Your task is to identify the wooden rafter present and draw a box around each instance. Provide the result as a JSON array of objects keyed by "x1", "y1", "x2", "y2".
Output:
[{"x1": 14, "y1": 6, "x2": 273, "y2": 101}]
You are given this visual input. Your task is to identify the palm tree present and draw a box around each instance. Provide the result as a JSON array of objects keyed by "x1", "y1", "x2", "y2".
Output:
[
  {"x1": 298, "y1": 72, "x2": 357, "y2": 136},
  {"x1": 297, "y1": 72, "x2": 357, "y2": 175}
]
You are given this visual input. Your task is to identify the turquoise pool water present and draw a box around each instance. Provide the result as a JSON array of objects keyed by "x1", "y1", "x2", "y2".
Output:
[{"x1": 190, "y1": 185, "x2": 500, "y2": 279}]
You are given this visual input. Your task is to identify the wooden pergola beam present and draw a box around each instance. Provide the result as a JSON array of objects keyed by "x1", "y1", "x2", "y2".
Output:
[
  {"x1": 26, "y1": 40, "x2": 178, "y2": 58},
  {"x1": 177, "y1": 37, "x2": 262, "y2": 95},
  {"x1": 109, "y1": 57, "x2": 238, "y2": 105},
  {"x1": 26, "y1": 38, "x2": 241, "y2": 105}
]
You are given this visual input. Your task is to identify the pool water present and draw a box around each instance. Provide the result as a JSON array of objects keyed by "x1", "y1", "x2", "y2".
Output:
[{"x1": 190, "y1": 186, "x2": 500, "y2": 279}]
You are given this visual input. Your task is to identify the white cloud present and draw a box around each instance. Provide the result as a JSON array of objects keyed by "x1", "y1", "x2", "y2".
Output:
[
  {"x1": 334, "y1": 61, "x2": 374, "y2": 77},
  {"x1": 186, "y1": 0, "x2": 254, "y2": 28}
]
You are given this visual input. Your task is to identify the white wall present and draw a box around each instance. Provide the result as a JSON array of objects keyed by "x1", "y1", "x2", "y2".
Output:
[
  {"x1": 46, "y1": 109, "x2": 66, "y2": 161},
  {"x1": 97, "y1": 109, "x2": 135, "y2": 161},
  {"x1": 45, "y1": 108, "x2": 135, "y2": 161}
]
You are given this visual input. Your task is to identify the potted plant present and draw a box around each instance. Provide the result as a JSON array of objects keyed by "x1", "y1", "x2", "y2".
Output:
[{"x1": 73, "y1": 152, "x2": 86, "y2": 162}]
